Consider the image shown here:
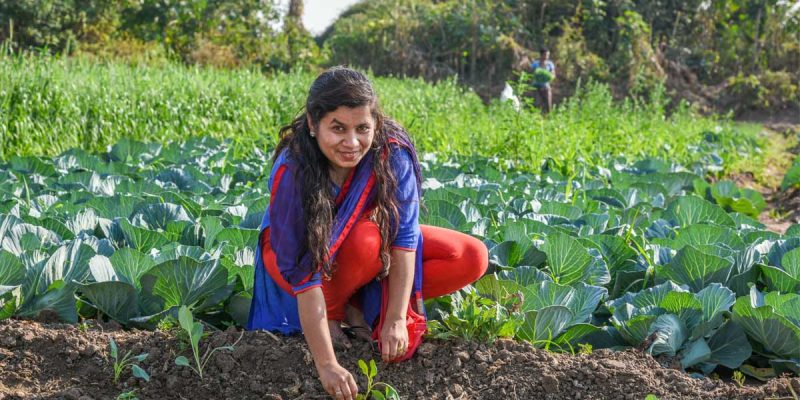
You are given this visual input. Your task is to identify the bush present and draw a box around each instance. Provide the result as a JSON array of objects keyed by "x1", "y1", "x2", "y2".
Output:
[{"x1": 726, "y1": 70, "x2": 799, "y2": 111}]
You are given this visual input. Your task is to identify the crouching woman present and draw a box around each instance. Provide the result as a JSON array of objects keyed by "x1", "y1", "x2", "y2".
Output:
[{"x1": 247, "y1": 66, "x2": 488, "y2": 400}]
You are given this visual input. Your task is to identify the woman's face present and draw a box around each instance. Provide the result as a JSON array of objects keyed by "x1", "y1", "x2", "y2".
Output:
[{"x1": 310, "y1": 105, "x2": 375, "y2": 177}]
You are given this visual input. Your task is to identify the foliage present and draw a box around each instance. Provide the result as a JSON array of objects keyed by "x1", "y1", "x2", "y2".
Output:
[
  {"x1": 726, "y1": 70, "x2": 799, "y2": 111},
  {"x1": 427, "y1": 289, "x2": 518, "y2": 342},
  {"x1": 355, "y1": 359, "x2": 400, "y2": 400},
  {"x1": 3, "y1": 0, "x2": 798, "y2": 110},
  {"x1": 532, "y1": 68, "x2": 554, "y2": 85},
  {"x1": 781, "y1": 155, "x2": 800, "y2": 192},
  {"x1": 108, "y1": 337, "x2": 150, "y2": 384},
  {"x1": 609, "y1": 10, "x2": 666, "y2": 95},
  {"x1": 325, "y1": 0, "x2": 527, "y2": 92},
  {"x1": 0, "y1": 0, "x2": 325, "y2": 70},
  {"x1": 607, "y1": 282, "x2": 751, "y2": 372},
  {"x1": 733, "y1": 370, "x2": 746, "y2": 388},
  {"x1": 174, "y1": 305, "x2": 243, "y2": 380},
  {"x1": 326, "y1": 0, "x2": 800, "y2": 109}
]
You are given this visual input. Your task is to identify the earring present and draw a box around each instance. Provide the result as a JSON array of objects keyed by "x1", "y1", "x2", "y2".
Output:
[{"x1": 310, "y1": 131, "x2": 316, "y2": 138}]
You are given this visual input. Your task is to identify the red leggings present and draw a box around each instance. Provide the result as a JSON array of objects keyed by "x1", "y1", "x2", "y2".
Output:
[{"x1": 260, "y1": 217, "x2": 489, "y2": 321}]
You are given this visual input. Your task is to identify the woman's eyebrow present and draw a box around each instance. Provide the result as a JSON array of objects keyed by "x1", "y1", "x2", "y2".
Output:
[{"x1": 329, "y1": 118, "x2": 371, "y2": 127}]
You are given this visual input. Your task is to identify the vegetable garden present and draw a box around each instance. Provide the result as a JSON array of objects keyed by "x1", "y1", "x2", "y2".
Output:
[{"x1": 1, "y1": 55, "x2": 800, "y2": 399}]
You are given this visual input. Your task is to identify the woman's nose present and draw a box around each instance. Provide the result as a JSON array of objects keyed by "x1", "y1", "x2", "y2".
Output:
[{"x1": 341, "y1": 130, "x2": 359, "y2": 147}]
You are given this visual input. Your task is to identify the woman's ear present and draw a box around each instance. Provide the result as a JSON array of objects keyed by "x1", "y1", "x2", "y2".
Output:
[{"x1": 306, "y1": 114, "x2": 315, "y2": 132}]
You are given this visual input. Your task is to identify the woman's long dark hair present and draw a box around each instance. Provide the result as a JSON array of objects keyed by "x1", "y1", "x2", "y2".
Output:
[{"x1": 273, "y1": 66, "x2": 407, "y2": 280}]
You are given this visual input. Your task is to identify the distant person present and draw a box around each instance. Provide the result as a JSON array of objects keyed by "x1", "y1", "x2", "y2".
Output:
[
  {"x1": 530, "y1": 47, "x2": 556, "y2": 113},
  {"x1": 247, "y1": 67, "x2": 488, "y2": 399}
]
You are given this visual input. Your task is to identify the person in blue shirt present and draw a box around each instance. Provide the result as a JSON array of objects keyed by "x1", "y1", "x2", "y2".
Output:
[
  {"x1": 530, "y1": 47, "x2": 556, "y2": 113},
  {"x1": 247, "y1": 66, "x2": 488, "y2": 400}
]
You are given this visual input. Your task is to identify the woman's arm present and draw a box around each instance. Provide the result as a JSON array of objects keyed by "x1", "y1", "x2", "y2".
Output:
[
  {"x1": 380, "y1": 248, "x2": 415, "y2": 361},
  {"x1": 298, "y1": 287, "x2": 358, "y2": 399},
  {"x1": 381, "y1": 146, "x2": 421, "y2": 361}
]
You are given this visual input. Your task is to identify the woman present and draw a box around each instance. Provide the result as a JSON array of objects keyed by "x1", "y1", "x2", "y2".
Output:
[{"x1": 247, "y1": 66, "x2": 488, "y2": 400}]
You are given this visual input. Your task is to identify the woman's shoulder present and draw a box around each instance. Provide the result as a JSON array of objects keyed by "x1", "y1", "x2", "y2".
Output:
[{"x1": 268, "y1": 148, "x2": 301, "y2": 189}]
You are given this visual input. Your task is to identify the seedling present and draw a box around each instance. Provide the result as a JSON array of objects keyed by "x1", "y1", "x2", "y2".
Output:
[
  {"x1": 108, "y1": 337, "x2": 150, "y2": 384},
  {"x1": 116, "y1": 390, "x2": 139, "y2": 400},
  {"x1": 577, "y1": 343, "x2": 593, "y2": 355},
  {"x1": 732, "y1": 370, "x2": 746, "y2": 388},
  {"x1": 355, "y1": 359, "x2": 400, "y2": 400},
  {"x1": 174, "y1": 305, "x2": 243, "y2": 380}
]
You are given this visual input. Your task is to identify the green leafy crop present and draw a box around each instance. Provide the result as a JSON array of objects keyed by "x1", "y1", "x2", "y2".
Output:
[
  {"x1": 355, "y1": 359, "x2": 400, "y2": 400},
  {"x1": 108, "y1": 337, "x2": 150, "y2": 384},
  {"x1": 174, "y1": 305, "x2": 243, "y2": 380}
]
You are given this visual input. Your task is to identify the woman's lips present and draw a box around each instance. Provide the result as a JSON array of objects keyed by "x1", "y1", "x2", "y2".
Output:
[{"x1": 339, "y1": 150, "x2": 359, "y2": 162}]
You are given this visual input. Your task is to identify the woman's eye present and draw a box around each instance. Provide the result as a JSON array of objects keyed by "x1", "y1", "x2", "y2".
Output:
[
  {"x1": 333, "y1": 126, "x2": 344, "y2": 132},
  {"x1": 357, "y1": 126, "x2": 370, "y2": 133}
]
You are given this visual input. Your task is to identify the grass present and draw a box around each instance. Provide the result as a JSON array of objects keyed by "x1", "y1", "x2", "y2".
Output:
[
  {"x1": 0, "y1": 52, "x2": 770, "y2": 177},
  {"x1": 726, "y1": 122, "x2": 797, "y2": 188}
]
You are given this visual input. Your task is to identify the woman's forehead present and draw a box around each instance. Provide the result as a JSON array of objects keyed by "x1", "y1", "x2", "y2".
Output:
[{"x1": 321, "y1": 105, "x2": 374, "y2": 125}]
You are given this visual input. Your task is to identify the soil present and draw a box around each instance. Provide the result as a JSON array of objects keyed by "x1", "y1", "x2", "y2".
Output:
[{"x1": 1, "y1": 319, "x2": 798, "y2": 400}]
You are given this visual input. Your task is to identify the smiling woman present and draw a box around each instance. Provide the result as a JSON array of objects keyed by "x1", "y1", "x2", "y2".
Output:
[{"x1": 246, "y1": 66, "x2": 488, "y2": 399}]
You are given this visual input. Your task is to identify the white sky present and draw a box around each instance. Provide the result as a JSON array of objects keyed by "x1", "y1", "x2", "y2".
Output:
[{"x1": 278, "y1": 0, "x2": 361, "y2": 35}]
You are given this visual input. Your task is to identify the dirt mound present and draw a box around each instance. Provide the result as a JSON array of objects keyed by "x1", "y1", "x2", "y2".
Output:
[{"x1": 1, "y1": 319, "x2": 798, "y2": 400}]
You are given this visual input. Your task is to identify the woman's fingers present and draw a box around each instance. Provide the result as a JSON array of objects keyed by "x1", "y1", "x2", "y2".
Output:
[
  {"x1": 347, "y1": 373, "x2": 359, "y2": 398},
  {"x1": 338, "y1": 383, "x2": 351, "y2": 400},
  {"x1": 321, "y1": 366, "x2": 358, "y2": 400},
  {"x1": 382, "y1": 336, "x2": 409, "y2": 361},
  {"x1": 381, "y1": 337, "x2": 396, "y2": 361}
]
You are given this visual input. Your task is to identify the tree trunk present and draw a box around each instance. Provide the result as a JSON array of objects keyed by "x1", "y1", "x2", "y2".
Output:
[
  {"x1": 470, "y1": 2, "x2": 477, "y2": 83},
  {"x1": 288, "y1": 0, "x2": 305, "y2": 31},
  {"x1": 752, "y1": 0, "x2": 764, "y2": 73}
]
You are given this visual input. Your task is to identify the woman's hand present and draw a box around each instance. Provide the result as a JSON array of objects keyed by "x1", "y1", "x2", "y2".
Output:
[
  {"x1": 296, "y1": 288, "x2": 358, "y2": 399},
  {"x1": 318, "y1": 361, "x2": 359, "y2": 400},
  {"x1": 380, "y1": 317, "x2": 409, "y2": 362}
]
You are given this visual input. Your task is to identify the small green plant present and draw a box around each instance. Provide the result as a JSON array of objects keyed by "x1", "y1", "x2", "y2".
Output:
[
  {"x1": 157, "y1": 315, "x2": 193, "y2": 352},
  {"x1": 174, "y1": 305, "x2": 243, "y2": 380},
  {"x1": 355, "y1": 359, "x2": 400, "y2": 400},
  {"x1": 78, "y1": 320, "x2": 90, "y2": 333},
  {"x1": 732, "y1": 370, "x2": 746, "y2": 388},
  {"x1": 116, "y1": 390, "x2": 139, "y2": 400},
  {"x1": 108, "y1": 337, "x2": 150, "y2": 384},
  {"x1": 644, "y1": 395, "x2": 659, "y2": 400},
  {"x1": 768, "y1": 207, "x2": 792, "y2": 220},
  {"x1": 577, "y1": 343, "x2": 593, "y2": 355},
  {"x1": 427, "y1": 291, "x2": 518, "y2": 342}
]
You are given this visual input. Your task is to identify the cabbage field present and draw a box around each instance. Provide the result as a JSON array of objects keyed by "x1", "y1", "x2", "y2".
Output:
[
  {"x1": 1, "y1": 55, "x2": 799, "y2": 399},
  {"x1": 1, "y1": 134, "x2": 798, "y2": 377}
]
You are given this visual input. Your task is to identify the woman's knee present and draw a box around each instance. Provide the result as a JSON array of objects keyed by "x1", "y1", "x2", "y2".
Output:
[
  {"x1": 459, "y1": 235, "x2": 489, "y2": 282},
  {"x1": 337, "y1": 218, "x2": 382, "y2": 262}
]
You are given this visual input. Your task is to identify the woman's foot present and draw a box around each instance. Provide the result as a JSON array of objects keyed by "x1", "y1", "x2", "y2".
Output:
[
  {"x1": 344, "y1": 304, "x2": 372, "y2": 342},
  {"x1": 327, "y1": 320, "x2": 352, "y2": 350}
]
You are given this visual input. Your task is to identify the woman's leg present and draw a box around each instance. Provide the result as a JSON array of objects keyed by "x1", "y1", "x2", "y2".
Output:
[
  {"x1": 259, "y1": 222, "x2": 382, "y2": 321},
  {"x1": 420, "y1": 225, "x2": 488, "y2": 299},
  {"x1": 322, "y1": 216, "x2": 383, "y2": 321}
]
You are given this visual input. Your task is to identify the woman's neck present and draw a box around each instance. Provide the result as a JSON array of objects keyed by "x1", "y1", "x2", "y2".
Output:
[{"x1": 329, "y1": 166, "x2": 352, "y2": 187}]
